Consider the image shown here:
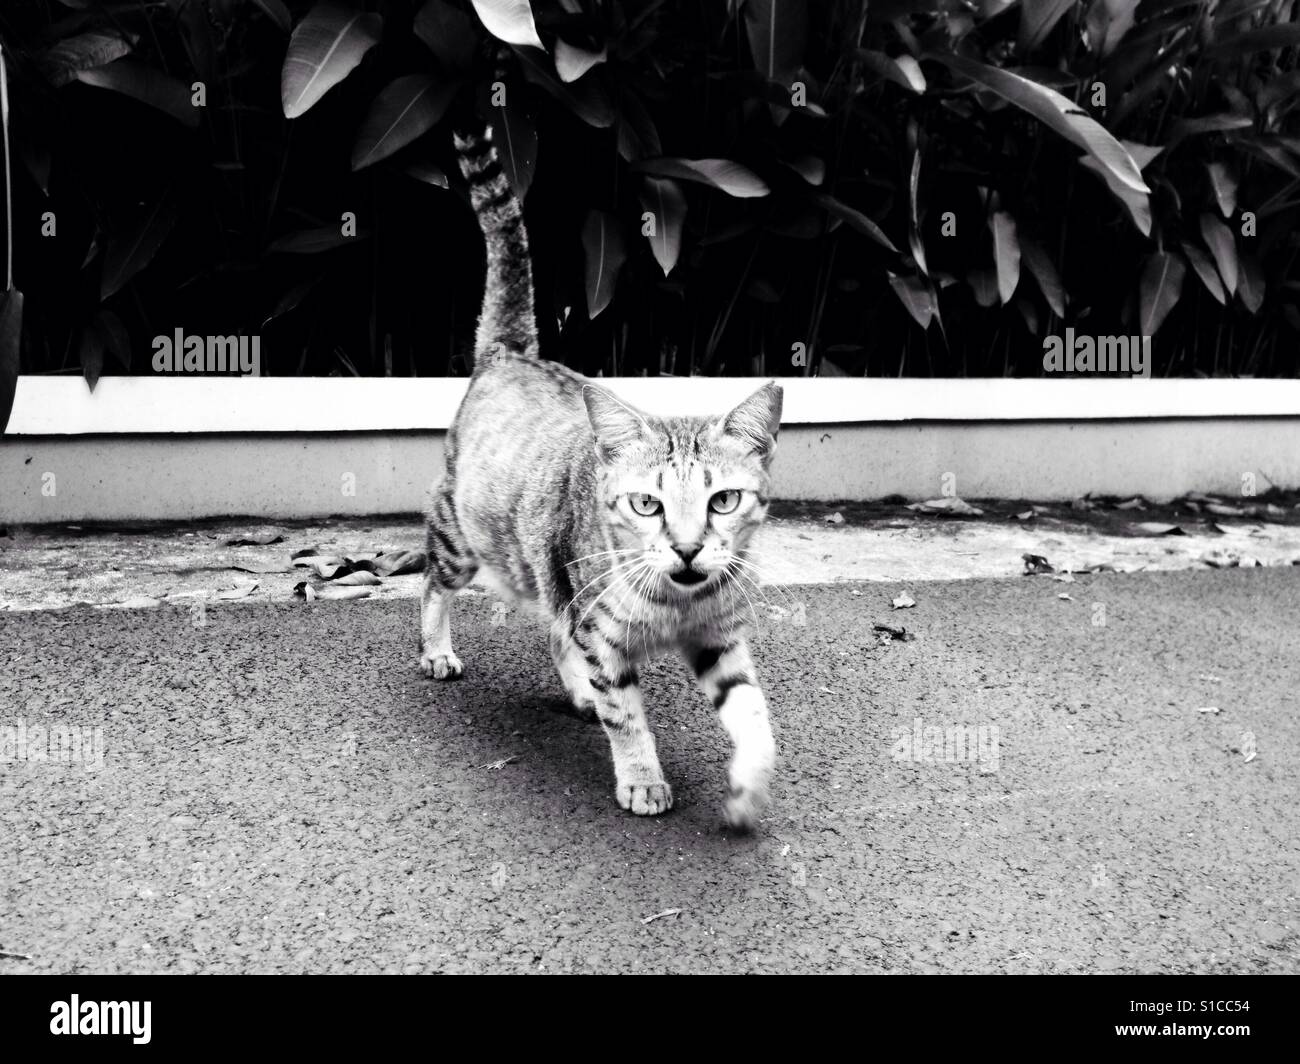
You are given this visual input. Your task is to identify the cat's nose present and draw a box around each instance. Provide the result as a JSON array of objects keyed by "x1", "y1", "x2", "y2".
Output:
[{"x1": 672, "y1": 542, "x2": 703, "y2": 565}]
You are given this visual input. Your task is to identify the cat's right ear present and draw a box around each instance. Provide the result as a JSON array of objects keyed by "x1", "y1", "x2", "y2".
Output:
[{"x1": 583, "y1": 385, "x2": 654, "y2": 464}]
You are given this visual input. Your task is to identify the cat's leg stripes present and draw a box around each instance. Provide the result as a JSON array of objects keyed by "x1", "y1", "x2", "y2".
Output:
[
  {"x1": 581, "y1": 634, "x2": 671, "y2": 815},
  {"x1": 548, "y1": 619, "x2": 598, "y2": 719},
  {"x1": 687, "y1": 639, "x2": 775, "y2": 830},
  {"x1": 420, "y1": 489, "x2": 477, "y2": 680}
]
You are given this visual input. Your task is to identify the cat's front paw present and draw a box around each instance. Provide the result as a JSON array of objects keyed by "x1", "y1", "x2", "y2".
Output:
[
  {"x1": 723, "y1": 783, "x2": 769, "y2": 832},
  {"x1": 420, "y1": 650, "x2": 464, "y2": 680},
  {"x1": 617, "y1": 781, "x2": 673, "y2": 816}
]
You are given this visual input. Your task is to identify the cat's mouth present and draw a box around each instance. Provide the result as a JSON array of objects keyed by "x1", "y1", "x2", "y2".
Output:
[{"x1": 668, "y1": 567, "x2": 709, "y2": 587}]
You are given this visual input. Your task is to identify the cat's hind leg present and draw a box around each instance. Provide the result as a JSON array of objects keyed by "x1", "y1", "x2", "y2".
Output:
[{"x1": 419, "y1": 489, "x2": 478, "y2": 680}]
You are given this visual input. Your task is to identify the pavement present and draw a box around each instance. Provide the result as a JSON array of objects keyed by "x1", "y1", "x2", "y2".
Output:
[{"x1": 1, "y1": 565, "x2": 1297, "y2": 974}]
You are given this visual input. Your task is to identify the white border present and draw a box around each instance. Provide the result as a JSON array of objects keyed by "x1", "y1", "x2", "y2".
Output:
[{"x1": 7, "y1": 376, "x2": 1300, "y2": 435}]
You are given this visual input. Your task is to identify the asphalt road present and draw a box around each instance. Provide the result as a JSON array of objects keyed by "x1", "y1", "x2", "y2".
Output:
[{"x1": 1, "y1": 569, "x2": 1297, "y2": 974}]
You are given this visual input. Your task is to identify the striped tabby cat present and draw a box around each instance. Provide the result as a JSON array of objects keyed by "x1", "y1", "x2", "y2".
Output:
[{"x1": 420, "y1": 126, "x2": 782, "y2": 829}]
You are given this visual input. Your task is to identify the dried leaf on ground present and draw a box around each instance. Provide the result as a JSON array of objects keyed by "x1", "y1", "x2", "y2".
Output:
[
  {"x1": 222, "y1": 531, "x2": 283, "y2": 546},
  {"x1": 823, "y1": 511, "x2": 845, "y2": 525},
  {"x1": 873, "y1": 623, "x2": 915, "y2": 643},
  {"x1": 1022, "y1": 553, "x2": 1055, "y2": 574},
  {"x1": 1132, "y1": 522, "x2": 1186, "y2": 536},
  {"x1": 907, "y1": 497, "x2": 984, "y2": 516},
  {"x1": 891, "y1": 592, "x2": 916, "y2": 609}
]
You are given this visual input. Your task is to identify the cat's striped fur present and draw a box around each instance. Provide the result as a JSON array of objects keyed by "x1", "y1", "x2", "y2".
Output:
[{"x1": 420, "y1": 125, "x2": 783, "y2": 828}]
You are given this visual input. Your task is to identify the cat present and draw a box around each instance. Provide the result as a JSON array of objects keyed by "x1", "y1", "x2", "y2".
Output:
[{"x1": 419, "y1": 124, "x2": 782, "y2": 830}]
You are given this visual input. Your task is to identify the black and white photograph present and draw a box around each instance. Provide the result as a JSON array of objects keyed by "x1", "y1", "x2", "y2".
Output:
[{"x1": 0, "y1": 0, "x2": 1296, "y2": 1021}]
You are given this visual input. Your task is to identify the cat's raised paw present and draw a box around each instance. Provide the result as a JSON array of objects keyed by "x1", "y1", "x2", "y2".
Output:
[
  {"x1": 420, "y1": 651, "x2": 464, "y2": 680},
  {"x1": 723, "y1": 785, "x2": 768, "y2": 832},
  {"x1": 618, "y1": 781, "x2": 673, "y2": 816}
]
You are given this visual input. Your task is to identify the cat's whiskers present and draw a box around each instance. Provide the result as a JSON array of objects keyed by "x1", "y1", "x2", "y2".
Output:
[
  {"x1": 574, "y1": 557, "x2": 650, "y2": 632},
  {"x1": 721, "y1": 565, "x2": 764, "y2": 630},
  {"x1": 729, "y1": 553, "x2": 800, "y2": 615},
  {"x1": 564, "y1": 554, "x2": 645, "y2": 625}
]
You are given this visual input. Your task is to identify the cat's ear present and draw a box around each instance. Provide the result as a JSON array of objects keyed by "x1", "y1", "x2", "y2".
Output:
[
  {"x1": 717, "y1": 381, "x2": 783, "y2": 464},
  {"x1": 583, "y1": 385, "x2": 656, "y2": 464}
]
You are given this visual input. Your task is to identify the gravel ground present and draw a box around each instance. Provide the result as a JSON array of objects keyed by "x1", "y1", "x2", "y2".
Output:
[{"x1": 1, "y1": 567, "x2": 1296, "y2": 974}]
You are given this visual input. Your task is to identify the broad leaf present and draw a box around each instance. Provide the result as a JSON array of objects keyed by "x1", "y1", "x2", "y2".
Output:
[
  {"x1": 555, "y1": 40, "x2": 606, "y2": 83},
  {"x1": 1019, "y1": 234, "x2": 1065, "y2": 316},
  {"x1": 781, "y1": 155, "x2": 825, "y2": 186},
  {"x1": 932, "y1": 54, "x2": 1149, "y2": 195},
  {"x1": 857, "y1": 49, "x2": 926, "y2": 94},
  {"x1": 414, "y1": 0, "x2": 478, "y2": 73},
  {"x1": 744, "y1": 0, "x2": 806, "y2": 87},
  {"x1": 889, "y1": 273, "x2": 937, "y2": 329},
  {"x1": 1079, "y1": 155, "x2": 1151, "y2": 235},
  {"x1": 252, "y1": 0, "x2": 293, "y2": 32},
  {"x1": 40, "y1": 30, "x2": 135, "y2": 87},
  {"x1": 352, "y1": 75, "x2": 455, "y2": 171},
  {"x1": 990, "y1": 211, "x2": 1020, "y2": 304},
  {"x1": 1199, "y1": 214, "x2": 1238, "y2": 296},
  {"x1": 0, "y1": 289, "x2": 22, "y2": 435},
  {"x1": 404, "y1": 161, "x2": 449, "y2": 187},
  {"x1": 1085, "y1": 0, "x2": 1139, "y2": 59},
  {"x1": 281, "y1": 2, "x2": 383, "y2": 119},
  {"x1": 1180, "y1": 242, "x2": 1225, "y2": 305},
  {"x1": 1237, "y1": 254, "x2": 1265, "y2": 314},
  {"x1": 76, "y1": 60, "x2": 199, "y2": 127},
  {"x1": 1019, "y1": 0, "x2": 1075, "y2": 52},
  {"x1": 268, "y1": 225, "x2": 370, "y2": 253},
  {"x1": 1206, "y1": 161, "x2": 1237, "y2": 218},
  {"x1": 78, "y1": 321, "x2": 104, "y2": 392},
  {"x1": 1138, "y1": 251, "x2": 1185, "y2": 336},
  {"x1": 469, "y1": 0, "x2": 542, "y2": 49},
  {"x1": 817, "y1": 194, "x2": 900, "y2": 253},
  {"x1": 967, "y1": 269, "x2": 998, "y2": 308},
  {"x1": 1168, "y1": 113, "x2": 1253, "y2": 147},
  {"x1": 636, "y1": 157, "x2": 769, "y2": 198},
  {"x1": 517, "y1": 47, "x2": 615, "y2": 128},
  {"x1": 101, "y1": 193, "x2": 177, "y2": 300},
  {"x1": 95, "y1": 309, "x2": 132, "y2": 370},
  {"x1": 582, "y1": 210, "x2": 626, "y2": 318},
  {"x1": 638, "y1": 176, "x2": 686, "y2": 276}
]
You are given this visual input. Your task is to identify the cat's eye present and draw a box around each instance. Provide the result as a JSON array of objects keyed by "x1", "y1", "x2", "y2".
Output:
[
  {"x1": 709, "y1": 490, "x2": 742, "y2": 514},
  {"x1": 628, "y1": 493, "x2": 662, "y2": 517}
]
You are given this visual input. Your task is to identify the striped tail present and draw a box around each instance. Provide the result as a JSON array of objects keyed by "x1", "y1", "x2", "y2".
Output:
[{"x1": 454, "y1": 125, "x2": 539, "y2": 367}]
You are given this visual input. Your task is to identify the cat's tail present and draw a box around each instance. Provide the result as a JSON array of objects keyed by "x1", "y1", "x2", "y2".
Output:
[{"x1": 454, "y1": 123, "x2": 540, "y2": 366}]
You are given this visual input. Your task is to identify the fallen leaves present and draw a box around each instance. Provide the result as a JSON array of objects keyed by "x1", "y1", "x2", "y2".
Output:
[
  {"x1": 873, "y1": 623, "x2": 914, "y2": 644},
  {"x1": 290, "y1": 546, "x2": 426, "y2": 602},
  {"x1": 641, "y1": 908, "x2": 682, "y2": 925},
  {"x1": 222, "y1": 530, "x2": 284, "y2": 546},
  {"x1": 891, "y1": 591, "x2": 916, "y2": 610},
  {"x1": 907, "y1": 497, "x2": 984, "y2": 516}
]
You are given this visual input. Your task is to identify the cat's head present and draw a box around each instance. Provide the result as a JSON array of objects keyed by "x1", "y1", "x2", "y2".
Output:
[{"x1": 582, "y1": 382, "x2": 782, "y2": 595}]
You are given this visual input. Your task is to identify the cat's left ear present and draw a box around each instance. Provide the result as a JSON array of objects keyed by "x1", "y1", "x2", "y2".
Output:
[{"x1": 717, "y1": 381, "x2": 783, "y2": 465}]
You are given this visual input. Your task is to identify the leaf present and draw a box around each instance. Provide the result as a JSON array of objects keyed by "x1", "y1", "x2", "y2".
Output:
[
  {"x1": 75, "y1": 60, "x2": 199, "y2": 128},
  {"x1": 468, "y1": 0, "x2": 542, "y2": 49},
  {"x1": 888, "y1": 273, "x2": 936, "y2": 330},
  {"x1": 856, "y1": 49, "x2": 926, "y2": 93},
  {"x1": 517, "y1": 47, "x2": 615, "y2": 129},
  {"x1": 1085, "y1": 0, "x2": 1139, "y2": 59},
  {"x1": 95, "y1": 309, "x2": 132, "y2": 370},
  {"x1": 990, "y1": 211, "x2": 1020, "y2": 304},
  {"x1": 404, "y1": 161, "x2": 449, "y2": 187},
  {"x1": 0, "y1": 290, "x2": 23, "y2": 436},
  {"x1": 1237, "y1": 253, "x2": 1265, "y2": 314},
  {"x1": 744, "y1": 0, "x2": 807, "y2": 86},
  {"x1": 1209, "y1": 24, "x2": 1300, "y2": 59},
  {"x1": 816, "y1": 194, "x2": 899, "y2": 253},
  {"x1": 635, "y1": 157, "x2": 769, "y2": 198},
  {"x1": 78, "y1": 321, "x2": 104, "y2": 392},
  {"x1": 616, "y1": 90, "x2": 660, "y2": 161},
  {"x1": 1120, "y1": 139, "x2": 1163, "y2": 171},
  {"x1": 281, "y1": 2, "x2": 383, "y2": 120},
  {"x1": 352, "y1": 75, "x2": 454, "y2": 171},
  {"x1": 372, "y1": 549, "x2": 425, "y2": 575},
  {"x1": 1019, "y1": 0, "x2": 1075, "y2": 51},
  {"x1": 251, "y1": 0, "x2": 293, "y2": 32},
  {"x1": 1078, "y1": 155, "x2": 1151, "y2": 236},
  {"x1": 263, "y1": 274, "x2": 324, "y2": 326},
  {"x1": 1138, "y1": 251, "x2": 1185, "y2": 336},
  {"x1": 1206, "y1": 161, "x2": 1237, "y2": 218},
  {"x1": 40, "y1": 30, "x2": 135, "y2": 87},
  {"x1": 487, "y1": 96, "x2": 537, "y2": 201},
  {"x1": 101, "y1": 194, "x2": 177, "y2": 300},
  {"x1": 1019, "y1": 234, "x2": 1065, "y2": 316},
  {"x1": 1180, "y1": 241, "x2": 1226, "y2": 305},
  {"x1": 414, "y1": 0, "x2": 478, "y2": 73},
  {"x1": 781, "y1": 155, "x2": 825, "y2": 186},
  {"x1": 582, "y1": 210, "x2": 626, "y2": 319},
  {"x1": 1199, "y1": 214, "x2": 1238, "y2": 296},
  {"x1": 967, "y1": 268, "x2": 998, "y2": 307},
  {"x1": 554, "y1": 40, "x2": 606, "y2": 83},
  {"x1": 1168, "y1": 113, "x2": 1253, "y2": 147},
  {"x1": 267, "y1": 225, "x2": 369, "y2": 253},
  {"x1": 932, "y1": 54, "x2": 1149, "y2": 195},
  {"x1": 638, "y1": 177, "x2": 686, "y2": 276}
]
